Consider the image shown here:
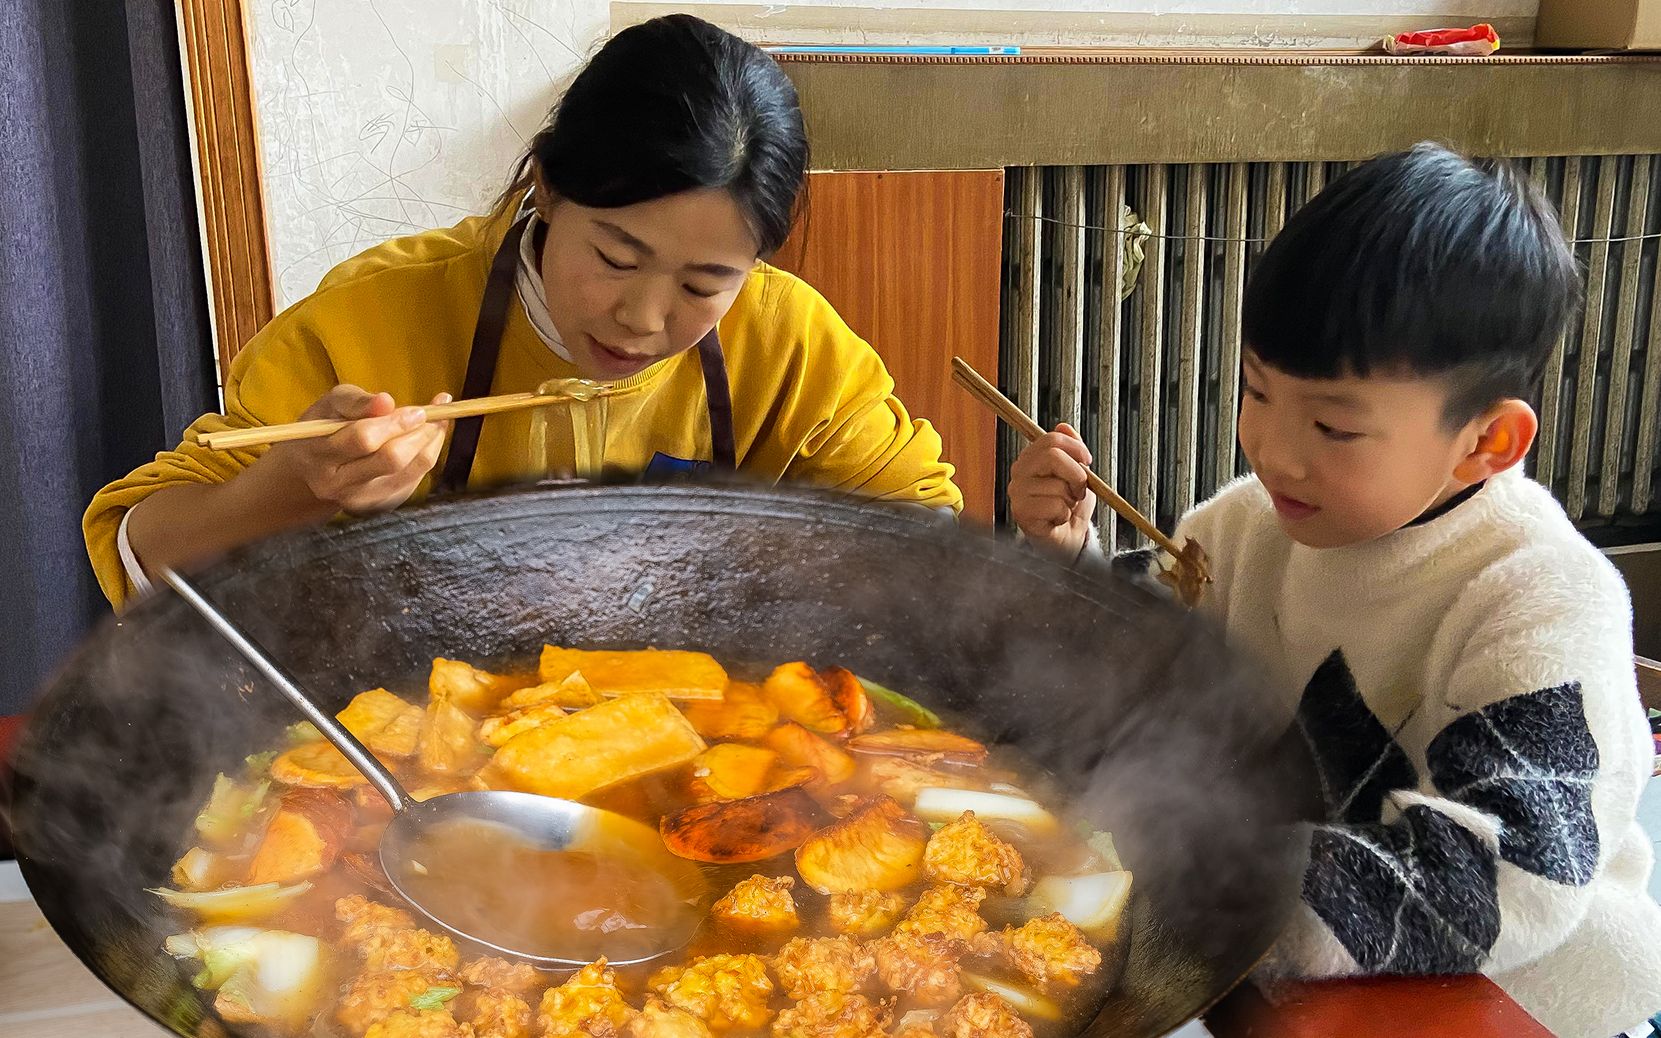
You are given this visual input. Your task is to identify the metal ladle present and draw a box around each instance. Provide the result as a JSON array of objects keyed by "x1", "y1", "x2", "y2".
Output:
[{"x1": 161, "y1": 568, "x2": 707, "y2": 967}]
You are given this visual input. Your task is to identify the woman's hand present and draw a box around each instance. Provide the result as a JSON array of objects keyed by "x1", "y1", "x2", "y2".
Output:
[
  {"x1": 1009, "y1": 422, "x2": 1096, "y2": 562},
  {"x1": 261, "y1": 385, "x2": 452, "y2": 516}
]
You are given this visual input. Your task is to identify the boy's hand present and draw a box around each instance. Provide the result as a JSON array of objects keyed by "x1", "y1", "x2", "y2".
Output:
[{"x1": 1010, "y1": 423, "x2": 1096, "y2": 561}]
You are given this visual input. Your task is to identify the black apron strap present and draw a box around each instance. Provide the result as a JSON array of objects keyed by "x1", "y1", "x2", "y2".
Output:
[
  {"x1": 437, "y1": 213, "x2": 532, "y2": 494},
  {"x1": 696, "y1": 328, "x2": 737, "y2": 471}
]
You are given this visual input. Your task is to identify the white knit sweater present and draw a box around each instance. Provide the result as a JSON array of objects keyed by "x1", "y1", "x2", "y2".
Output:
[{"x1": 1093, "y1": 468, "x2": 1661, "y2": 1037}]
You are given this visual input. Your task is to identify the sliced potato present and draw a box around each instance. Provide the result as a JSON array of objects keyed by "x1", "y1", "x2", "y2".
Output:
[
  {"x1": 767, "y1": 660, "x2": 863, "y2": 734},
  {"x1": 848, "y1": 729, "x2": 987, "y2": 767},
  {"x1": 487, "y1": 692, "x2": 706, "y2": 800},
  {"x1": 540, "y1": 646, "x2": 727, "y2": 700},
  {"x1": 150, "y1": 881, "x2": 313, "y2": 923},
  {"x1": 270, "y1": 742, "x2": 368, "y2": 789},
  {"x1": 417, "y1": 699, "x2": 484, "y2": 776},
  {"x1": 795, "y1": 795, "x2": 930, "y2": 894},
  {"x1": 429, "y1": 657, "x2": 536, "y2": 714},
  {"x1": 245, "y1": 792, "x2": 353, "y2": 885},
  {"x1": 912, "y1": 788, "x2": 1059, "y2": 836},
  {"x1": 765, "y1": 722, "x2": 858, "y2": 786},
  {"x1": 660, "y1": 787, "x2": 821, "y2": 863},
  {"x1": 689, "y1": 743, "x2": 779, "y2": 801},
  {"x1": 1028, "y1": 871, "x2": 1134, "y2": 938},
  {"x1": 682, "y1": 682, "x2": 778, "y2": 741},
  {"x1": 336, "y1": 689, "x2": 423, "y2": 759}
]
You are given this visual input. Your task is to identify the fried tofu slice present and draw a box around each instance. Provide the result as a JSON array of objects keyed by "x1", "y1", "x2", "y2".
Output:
[
  {"x1": 540, "y1": 647, "x2": 727, "y2": 701},
  {"x1": 419, "y1": 699, "x2": 485, "y2": 776},
  {"x1": 937, "y1": 995, "x2": 1032, "y2": 1038},
  {"x1": 497, "y1": 672, "x2": 605, "y2": 714},
  {"x1": 430, "y1": 658, "x2": 538, "y2": 715},
  {"x1": 272, "y1": 740, "x2": 373, "y2": 789},
  {"x1": 711, "y1": 875, "x2": 799, "y2": 934},
  {"x1": 628, "y1": 998, "x2": 714, "y2": 1038},
  {"x1": 770, "y1": 991, "x2": 892, "y2": 1038},
  {"x1": 770, "y1": 936, "x2": 875, "y2": 1001},
  {"x1": 762, "y1": 663, "x2": 872, "y2": 736},
  {"x1": 337, "y1": 895, "x2": 417, "y2": 946},
  {"x1": 471, "y1": 989, "x2": 534, "y2": 1038},
  {"x1": 825, "y1": 890, "x2": 910, "y2": 937},
  {"x1": 339, "y1": 689, "x2": 426, "y2": 759},
  {"x1": 682, "y1": 682, "x2": 778, "y2": 741},
  {"x1": 479, "y1": 701, "x2": 569, "y2": 749},
  {"x1": 487, "y1": 693, "x2": 705, "y2": 800},
  {"x1": 969, "y1": 914, "x2": 1102, "y2": 988},
  {"x1": 364, "y1": 1010, "x2": 472, "y2": 1038},
  {"x1": 870, "y1": 931, "x2": 965, "y2": 1007},
  {"x1": 794, "y1": 795, "x2": 929, "y2": 894},
  {"x1": 894, "y1": 886, "x2": 988, "y2": 942},
  {"x1": 537, "y1": 959, "x2": 638, "y2": 1038},
  {"x1": 648, "y1": 953, "x2": 775, "y2": 1031},
  {"x1": 923, "y1": 813, "x2": 1028, "y2": 896},
  {"x1": 338, "y1": 971, "x2": 448, "y2": 1038}
]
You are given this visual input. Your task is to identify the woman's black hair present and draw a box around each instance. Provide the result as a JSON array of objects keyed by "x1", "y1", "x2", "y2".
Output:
[
  {"x1": 497, "y1": 15, "x2": 809, "y2": 258},
  {"x1": 1242, "y1": 142, "x2": 1580, "y2": 425}
]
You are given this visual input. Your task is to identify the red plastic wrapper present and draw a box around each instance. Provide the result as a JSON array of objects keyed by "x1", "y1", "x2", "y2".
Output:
[{"x1": 1384, "y1": 23, "x2": 1500, "y2": 56}]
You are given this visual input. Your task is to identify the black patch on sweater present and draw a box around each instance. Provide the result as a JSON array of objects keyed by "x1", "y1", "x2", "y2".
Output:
[
  {"x1": 1305, "y1": 805, "x2": 1501, "y2": 972},
  {"x1": 1427, "y1": 682, "x2": 1601, "y2": 886},
  {"x1": 1295, "y1": 650, "x2": 1419, "y2": 824}
]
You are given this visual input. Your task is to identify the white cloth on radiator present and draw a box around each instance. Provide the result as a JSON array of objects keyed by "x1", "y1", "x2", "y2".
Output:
[{"x1": 1085, "y1": 467, "x2": 1661, "y2": 1037}]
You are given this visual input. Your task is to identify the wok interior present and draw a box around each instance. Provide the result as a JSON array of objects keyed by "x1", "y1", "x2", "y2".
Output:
[{"x1": 8, "y1": 483, "x2": 1310, "y2": 1038}]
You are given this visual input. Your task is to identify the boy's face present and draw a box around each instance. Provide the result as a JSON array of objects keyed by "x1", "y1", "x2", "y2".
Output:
[{"x1": 1237, "y1": 353, "x2": 1484, "y2": 549}]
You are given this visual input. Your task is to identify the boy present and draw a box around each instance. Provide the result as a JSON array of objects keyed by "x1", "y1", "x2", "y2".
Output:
[{"x1": 1011, "y1": 144, "x2": 1661, "y2": 1037}]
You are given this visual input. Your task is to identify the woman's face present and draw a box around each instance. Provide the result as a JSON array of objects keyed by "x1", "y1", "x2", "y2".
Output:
[{"x1": 537, "y1": 185, "x2": 761, "y2": 380}]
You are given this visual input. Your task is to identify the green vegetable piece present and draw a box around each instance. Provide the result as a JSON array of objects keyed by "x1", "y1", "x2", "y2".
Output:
[
  {"x1": 856, "y1": 677, "x2": 942, "y2": 729},
  {"x1": 409, "y1": 985, "x2": 462, "y2": 1011},
  {"x1": 286, "y1": 721, "x2": 323, "y2": 744},
  {"x1": 244, "y1": 750, "x2": 278, "y2": 776}
]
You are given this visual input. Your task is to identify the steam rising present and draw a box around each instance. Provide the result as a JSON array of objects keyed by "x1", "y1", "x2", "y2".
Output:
[{"x1": 6, "y1": 480, "x2": 1311, "y2": 1038}]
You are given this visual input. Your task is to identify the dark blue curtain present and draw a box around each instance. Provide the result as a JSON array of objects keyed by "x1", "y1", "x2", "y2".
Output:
[{"x1": 0, "y1": 0, "x2": 215, "y2": 714}]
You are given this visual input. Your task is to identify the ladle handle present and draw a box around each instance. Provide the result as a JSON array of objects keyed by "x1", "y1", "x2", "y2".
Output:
[{"x1": 160, "y1": 568, "x2": 414, "y2": 814}]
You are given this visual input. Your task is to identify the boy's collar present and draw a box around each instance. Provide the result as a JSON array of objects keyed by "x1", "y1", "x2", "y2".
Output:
[{"x1": 1405, "y1": 480, "x2": 1486, "y2": 528}]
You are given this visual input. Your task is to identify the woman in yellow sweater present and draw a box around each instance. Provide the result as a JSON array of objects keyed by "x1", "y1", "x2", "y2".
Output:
[{"x1": 85, "y1": 15, "x2": 960, "y2": 608}]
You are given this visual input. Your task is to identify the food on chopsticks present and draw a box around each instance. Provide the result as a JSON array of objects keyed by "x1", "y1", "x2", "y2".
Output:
[{"x1": 153, "y1": 649, "x2": 1130, "y2": 1037}]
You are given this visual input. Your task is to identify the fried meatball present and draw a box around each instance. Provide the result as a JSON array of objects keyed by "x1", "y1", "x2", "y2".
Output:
[
  {"x1": 337, "y1": 894, "x2": 418, "y2": 945},
  {"x1": 337, "y1": 971, "x2": 448, "y2": 1037},
  {"x1": 770, "y1": 992, "x2": 892, "y2": 1038},
  {"x1": 922, "y1": 814, "x2": 1027, "y2": 895},
  {"x1": 537, "y1": 960, "x2": 637, "y2": 1038},
  {"x1": 893, "y1": 885, "x2": 987, "y2": 941},
  {"x1": 970, "y1": 914, "x2": 1101, "y2": 988},
  {"x1": 824, "y1": 890, "x2": 910, "y2": 937},
  {"x1": 937, "y1": 994, "x2": 1033, "y2": 1038},
  {"x1": 770, "y1": 936, "x2": 876, "y2": 1001},
  {"x1": 364, "y1": 1010, "x2": 474, "y2": 1038},
  {"x1": 460, "y1": 958, "x2": 544, "y2": 998},
  {"x1": 360, "y1": 928, "x2": 462, "y2": 974},
  {"x1": 627, "y1": 998, "x2": 715, "y2": 1038},
  {"x1": 869, "y1": 931, "x2": 964, "y2": 1006},
  {"x1": 647, "y1": 953, "x2": 775, "y2": 1031},
  {"x1": 711, "y1": 875, "x2": 800, "y2": 934}
]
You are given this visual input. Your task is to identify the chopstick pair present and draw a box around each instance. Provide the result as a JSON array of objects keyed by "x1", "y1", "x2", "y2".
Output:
[
  {"x1": 192, "y1": 381, "x2": 613, "y2": 452},
  {"x1": 950, "y1": 357, "x2": 1212, "y2": 606}
]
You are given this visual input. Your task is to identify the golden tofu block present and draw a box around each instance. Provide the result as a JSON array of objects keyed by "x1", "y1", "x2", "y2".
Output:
[
  {"x1": 487, "y1": 692, "x2": 707, "y2": 799},
  {"x1": 337, "y1": 689, "x2": 424, "y2": 759},
  {"x1": 539, "y1": 646, "x2": 728, "y2": 701}
]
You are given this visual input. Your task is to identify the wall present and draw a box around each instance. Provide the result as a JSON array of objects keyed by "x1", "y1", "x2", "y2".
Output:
[{"x1": 245, "y1": 1, "x2": 1538, "y2": 309}]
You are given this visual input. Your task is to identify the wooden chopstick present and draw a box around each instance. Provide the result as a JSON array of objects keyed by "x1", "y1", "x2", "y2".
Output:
[
  {"x1": 951, "y1": 356, "x2": 1187, "y2": 560},
  {"x1": 194, "y1": 390, "x2": 601, "y2": 451}
]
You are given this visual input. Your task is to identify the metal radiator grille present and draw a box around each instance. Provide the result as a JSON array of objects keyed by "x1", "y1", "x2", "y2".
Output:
[{"x1": 999, "y1": 159, "x2": 1661, "y2": 550}]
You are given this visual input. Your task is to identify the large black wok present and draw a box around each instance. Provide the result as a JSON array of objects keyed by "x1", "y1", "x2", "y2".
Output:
[{"x1": 7, "y1": 483, "x2": 1311, "y2": 1038}]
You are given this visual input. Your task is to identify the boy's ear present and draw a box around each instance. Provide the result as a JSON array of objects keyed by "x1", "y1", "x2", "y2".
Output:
[{"x1": 1452, "y1": 399, "x2": 1537, "y2": 483}]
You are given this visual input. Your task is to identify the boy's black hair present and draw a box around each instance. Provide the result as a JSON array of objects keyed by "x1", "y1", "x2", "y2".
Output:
[{"x1": 1242, "y1": 142, "x2": 1580, "y2": 425}]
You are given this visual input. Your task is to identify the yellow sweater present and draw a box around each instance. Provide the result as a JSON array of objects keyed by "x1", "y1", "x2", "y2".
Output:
[{"x1": 85, "y1": 209, "x2": 960, "y2": 607}]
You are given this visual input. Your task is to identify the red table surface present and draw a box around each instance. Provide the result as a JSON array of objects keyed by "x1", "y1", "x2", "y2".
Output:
[{"x1": 1205, "y1": 974, "x2": 1554, "y2": 1037}]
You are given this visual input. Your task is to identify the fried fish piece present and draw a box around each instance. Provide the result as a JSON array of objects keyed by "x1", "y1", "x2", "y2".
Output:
[
  {"x1": 923, "y1": 813, "x2": 1028, "y2": 896},
  {"x1": 824, "y1": 890, "x2": 910, "y2": 938},
  {"x1": 460, "y1": 958, "x2": 544, "y2": 997},
  {"x1": 627, "y1": 998, "x2": 714, "y2": 1038},
  {"x1": 470, "y1": 989, "x2": 534, "y2": 1038},
  {"x1": 364, "y1": 1010, "x2": 474, "y2": 1038},
  {"x1": 937, "y1": 994, "x2": 1033, "y2": 1038},
  {"x1": 647, "y1": 953, "x2": 775, "y2": 1031},
  {"x1": 337, "y1": 895, "x2": 417, "y2": 946},
  {"x1": 770, "y1": 991, "x2": 891, "y2": 1038},
  {"x1": 711, "y1": 874, "x2": 800, "y2": 934},
  {"x1": 537, "y1": 960, "x2": 638, "y2": 1038},
  {"x1": 869, "y1": 930, "x2": 965, "y2": 1006},
  {"x1": 893, "y1": 885, "x2": 988, "y2": 942},
  {"x1": 969, "y1": 914, "x2": 1101, "y2": 988},
  {"x1": 360, "y1": 928, "x2": 462, "y2": 974},
  {"x1": 770, "y1": 936, "x2": 875, "y2": 1001},
  {"x1": 337, "y1": 971, "x2": 447, "y2": 1038}
]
